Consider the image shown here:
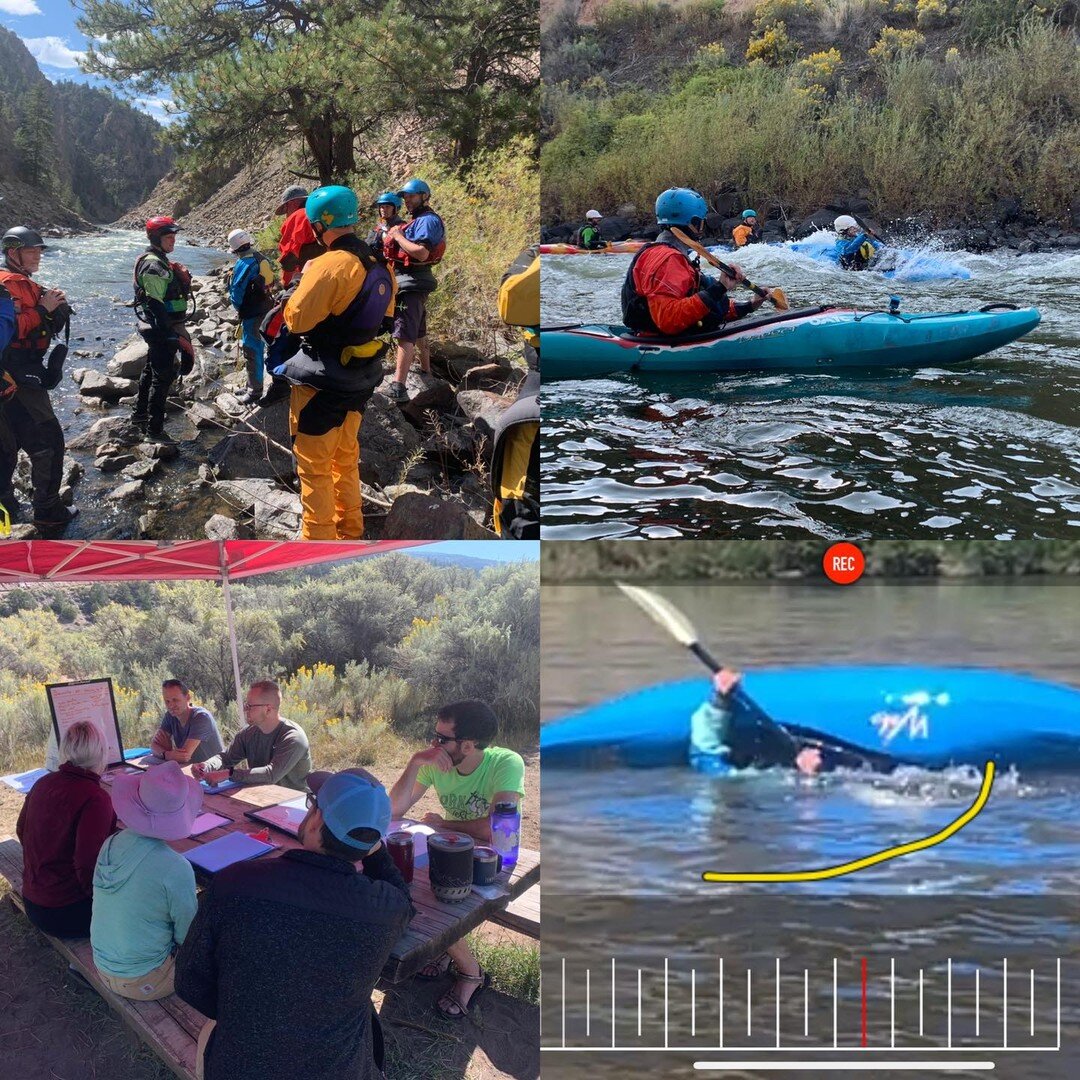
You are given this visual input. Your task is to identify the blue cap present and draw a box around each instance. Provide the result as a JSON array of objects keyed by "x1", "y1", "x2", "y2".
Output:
[{"x1": 311, "y1": 771, "x2": 391, "y2": 853}]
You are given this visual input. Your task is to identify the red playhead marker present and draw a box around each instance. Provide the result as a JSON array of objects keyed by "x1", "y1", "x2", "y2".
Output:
[{"x1": 823, "y1": 543, "x2": 865, "y2": 585}]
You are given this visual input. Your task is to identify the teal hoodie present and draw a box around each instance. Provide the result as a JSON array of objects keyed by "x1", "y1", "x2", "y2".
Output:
[{"x1": 91, "y1": 830, "x2": 197, "y2": 978}]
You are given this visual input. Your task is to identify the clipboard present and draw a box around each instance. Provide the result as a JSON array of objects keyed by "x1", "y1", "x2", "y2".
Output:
[
  {"x1": 244, "y1": 796, "x2": 309, "y2": 838},
  {"x1": 184, "y1": 833, "x2": 275, "y2": 875}
]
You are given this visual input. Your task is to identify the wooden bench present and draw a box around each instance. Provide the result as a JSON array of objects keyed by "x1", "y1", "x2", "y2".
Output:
[
  {"x1": 490, "y1": 881, "x2": 540, "y2": 938},
  {"x1": 0, "y1": 836, "x2": 203, "y2": 1080}
]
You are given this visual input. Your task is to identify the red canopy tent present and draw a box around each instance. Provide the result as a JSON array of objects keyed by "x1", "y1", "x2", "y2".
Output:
[{"x1": 0, "y1": 541, "x2": 429, "y2": 714}]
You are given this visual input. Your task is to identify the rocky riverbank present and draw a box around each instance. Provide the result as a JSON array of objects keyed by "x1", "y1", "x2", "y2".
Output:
[
  {"x1": 543, "y1": 195, "x2": 1080, "y2": 254},
  {"x1": 6, "y1": 265, "x2": 527, "y2": 540}
]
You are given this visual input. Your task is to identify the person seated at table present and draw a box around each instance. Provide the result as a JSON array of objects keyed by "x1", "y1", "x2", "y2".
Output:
[
  {"x1": 16, "y1": 721, "x2": 117, "y2": 937},
  {"x1": 389, "y1": 699, "x2": 525, "y2": 1018},
  {"x1": 90, "y1": 761, "x2": 201, "y2": 1000},
  {"x1": 191, "y1": 679, "x2": 311, "y2": 791},
  {"x1": 176, "y1": 769, "x2": 412, "y2": 1080},
  {"x1": 147, "y1": 679, "x2": 223, "y2": 765}
]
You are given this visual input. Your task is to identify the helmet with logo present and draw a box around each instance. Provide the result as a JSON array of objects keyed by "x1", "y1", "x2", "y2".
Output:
[
  {"x1": 305, "y1": 185, "x2": 360, "y2": 230},
  {"x1": 655, "y1": 188, "x2": 709, "y2": 229},
  {"x1": 372, "y1": 191, "x2": 403, "y2": 210},
  {"x1": 2, "y1": 226, "x2": 47, "y2": 252},
  {"x1": 146, "y1": 216, "x2": 180, "y2": 244},
  {"x1": 834, "y1": 215, "x2": 859, "y2": 233},
  {"x1": 397, "y1": 179, "x2": 432, "y2": 198},
  {"x1": 227, "y1": 229, "x2": 254, "y2": 253}
]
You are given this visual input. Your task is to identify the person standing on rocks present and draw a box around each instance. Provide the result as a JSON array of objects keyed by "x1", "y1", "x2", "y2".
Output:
[
  {"x1": 132, "y1": 216, "x2": 194, "y2": 442},
  {"x1": 276, "y1": 186, "x2": 322, "y2": 287},
  {"x1": 384, "y1": 178, "x2": 446, "y2": 403},
  {"x1": 227, "y1": 229, "x2": 277, "y2": 403},
  {"x1": 0, "y1": 226, "x2": 77, "y2": 532},
  {"x1": 275, "y1": 185, "x2": 396, "y2": 539},
  {"x1": 365, "y1": 191, "x2": 404, "y2": 262}
]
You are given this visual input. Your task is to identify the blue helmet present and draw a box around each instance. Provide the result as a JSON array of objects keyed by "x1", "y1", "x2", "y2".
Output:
[
  {"x1": 655, "y1": 188, "x2": 708, "y2": 228},
  {"x1": 397, "y1": 179, "x2": 431, "y2": 197},
  {"x1": 373, "y1": 191, "x2": 403, "y2": 210},
  {"x1": 742, "y1": 209, "x2": 758, "y2": 220},
  {"x1": 305, "y1": 185, "x2": 360, "y2": 229}
]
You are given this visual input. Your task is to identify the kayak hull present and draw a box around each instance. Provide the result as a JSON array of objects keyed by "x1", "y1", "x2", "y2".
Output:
[
  {"x1": 542, "y1": 306, "x2": 1041, "y2": 380},
  {"x1": 541, "y1": 666, "x2": 1080, "y2": 772},
  {"x1": 539, "y1": 241, "x2": 648, "y2": 255}
]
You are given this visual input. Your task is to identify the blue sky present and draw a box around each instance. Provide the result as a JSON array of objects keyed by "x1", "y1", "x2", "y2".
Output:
[
  {"x1": 1, "y1": 0, "x2": 175, "y2": 124},
  {"x1": 422, "y1": 542, "x2": 539, "y2": 563}
]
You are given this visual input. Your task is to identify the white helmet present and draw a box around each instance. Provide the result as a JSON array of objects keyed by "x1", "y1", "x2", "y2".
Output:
[
  {"x1": 834, "y1": 215, "x2": 858, "y2": 233},
  {"x1": 227, "y1": 228, "x2": 254, "y2": 252},
  {"x1": 585, "y1": 209, "x2": 603, "y2": 220}
]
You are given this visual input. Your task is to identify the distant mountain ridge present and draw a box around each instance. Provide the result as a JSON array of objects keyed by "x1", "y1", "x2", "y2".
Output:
[{"x1": 0, "y1": 26, "x2": 173, "y2": 226}]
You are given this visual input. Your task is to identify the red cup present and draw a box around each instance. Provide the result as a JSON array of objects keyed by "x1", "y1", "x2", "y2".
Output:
[{"x1": 386, "y1": 831, "x2": 415, "y2": 884}]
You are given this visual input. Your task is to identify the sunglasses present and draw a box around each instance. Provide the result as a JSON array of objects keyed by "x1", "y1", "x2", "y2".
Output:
[
  {"x1": 432, "y1": 732, "x2": 458, "y2": 746},
  {"x1": 243, "y1": 702, "x2": 272, "y2": 711},
  {"x1": 306, "y1": 792, "x2": 318, "y2": 810}
]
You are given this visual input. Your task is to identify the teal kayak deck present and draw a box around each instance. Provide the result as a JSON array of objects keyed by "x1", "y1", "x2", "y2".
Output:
[{"x1": 542, "y1": 305, "x2": 1041, "y2": 379}]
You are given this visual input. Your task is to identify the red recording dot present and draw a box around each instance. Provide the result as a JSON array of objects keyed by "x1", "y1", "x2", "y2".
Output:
[{"x1": 823, "y1": 543, "x2": 865, "y2": 585}]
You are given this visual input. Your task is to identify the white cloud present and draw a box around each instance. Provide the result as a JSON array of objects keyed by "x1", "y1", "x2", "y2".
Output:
[
  {"x1": 22, "y1": 36, "x2": 85, "y2": 69},
  {"x1": 0, "y1": 0, "x2": 42, "y2": 15},
  {"x1": 134, "y1": 97, "x2": 180, "y2": 125}
]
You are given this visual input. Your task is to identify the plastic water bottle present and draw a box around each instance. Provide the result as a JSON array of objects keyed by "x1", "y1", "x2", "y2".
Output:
[{"x1": 489, "y1": 801, "x2": 520, "y2": 870}]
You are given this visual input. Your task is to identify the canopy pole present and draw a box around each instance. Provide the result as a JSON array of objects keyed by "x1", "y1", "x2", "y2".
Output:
[{"x1": 219, "y1": 543, "x2": 245, "y2": 727}]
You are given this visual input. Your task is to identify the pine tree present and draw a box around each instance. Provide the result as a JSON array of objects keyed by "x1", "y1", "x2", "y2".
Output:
[{"x1": 13, "y1": 83, "x2": 56, "y2": 190}]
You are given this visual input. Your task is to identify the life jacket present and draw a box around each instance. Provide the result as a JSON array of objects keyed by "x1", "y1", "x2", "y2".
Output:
[
  {"x1": 839, "y1": 239, "x2": 877, "y2": 271},
  {"x1": 491, "y1": 371, "x2": 540, "y2": 539},
  {"x1": 275, "y1": 235, "x2": 394, "y2": 394},
  {"x1": 133, "y1": 246, "x2": 191, "y2": 325},
  {"x1": 573, "y1": 224, "x2": 604, "y2": 250},
  {"x1": 384, "y1": 206, "x2": 446, "y2": 270},
  {"x1": 498, "y1": 247, "x2": 539, "y2": 350},
  {"x1": 236, "y1": 250, "x2": 276, "y2": 320},
  {"x1": 0, "y1": 267, "x2": 66, "y2": 386},
  {"x1": 620, "y1": 240, "x2": 699, "y2": 333},
  {"x1": 732, "y1": 224, "x2": 761, "y2": 247}
]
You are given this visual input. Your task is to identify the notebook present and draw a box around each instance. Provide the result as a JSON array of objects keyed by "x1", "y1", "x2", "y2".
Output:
[
  {"x1": 200, "y1": 777, "x2": 240, "y2": 794},
  {"x1": 189, "y1": 812, "x2": 231, "y2": 837},
  {"x1": 183, "y1": 832, "x2": 275, "y2": 874},
  {"x1": 244, "y1": 796, "x2": 309, "y2": 838}
]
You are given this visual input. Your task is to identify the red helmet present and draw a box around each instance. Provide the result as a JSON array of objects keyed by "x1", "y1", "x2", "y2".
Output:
[{"x1": 146, "y1": 215, "x2": 180, "y2": 240}]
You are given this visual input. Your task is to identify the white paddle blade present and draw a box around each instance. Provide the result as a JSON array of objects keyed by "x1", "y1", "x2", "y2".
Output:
[{"x1": 615, "y1": 583, "x2": 699, "y2": 648}]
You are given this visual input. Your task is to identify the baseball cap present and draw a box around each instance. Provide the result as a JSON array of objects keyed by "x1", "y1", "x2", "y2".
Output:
[{"x1": 309, "y1": 769, "x2": 391, "y2": 854}]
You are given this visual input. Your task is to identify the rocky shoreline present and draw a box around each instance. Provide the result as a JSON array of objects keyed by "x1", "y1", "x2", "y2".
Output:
[
  {"x1": 7, "y1": 265, "x2": 526, "y2": 540},
  {"x1": 543, "y1": 196, "x2": 1080, "y2": 254}
]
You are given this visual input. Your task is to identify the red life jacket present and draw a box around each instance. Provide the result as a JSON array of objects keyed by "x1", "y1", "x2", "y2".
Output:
[{"x1": 385, "y1": 207, "x2": 446, "y2": 270}]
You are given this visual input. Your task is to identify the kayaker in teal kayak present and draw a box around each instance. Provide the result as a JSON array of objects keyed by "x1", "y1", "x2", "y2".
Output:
[
  {"x1": 692, "y1": 669, "x2": 897, "y2": 776},
  {"x1": 621, "y1": 188, "x2": 767, "y2": 335},
  {"x1": 834, "y1": 215, "x2": 884, "y2": 271}
]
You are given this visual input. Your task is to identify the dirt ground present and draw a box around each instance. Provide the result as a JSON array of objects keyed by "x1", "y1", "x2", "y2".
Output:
[{"x1": 0, "y1": 750, "x2": 539, "y2": 1080}]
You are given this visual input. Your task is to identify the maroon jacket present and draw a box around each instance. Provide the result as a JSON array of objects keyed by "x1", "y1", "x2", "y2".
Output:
[{"x1": 16, "y1": 763, "x2": 116, "y2": 907}]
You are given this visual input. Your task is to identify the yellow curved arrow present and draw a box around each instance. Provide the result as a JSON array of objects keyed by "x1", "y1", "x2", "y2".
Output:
[{"x1": 702, "y1": 761, "x2": 995, "y2": 883}]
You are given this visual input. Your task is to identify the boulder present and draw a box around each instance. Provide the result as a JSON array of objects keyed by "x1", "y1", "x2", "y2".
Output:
[
  {"x1": 359, "y1": 395, "x2": 422, "y2": 488},
  {"x1": 793, "y1": 209, "x2": 841, "y2": 238},
  {"x1": 94, "y1": 452, "x2": 138, "y2": 473},
  {"x1": 136, "y1": 440, "x2": 180, "y2": 462},
  {"x1": 107, "y1": 479, "x2": 146, "y2": 502},
  {"x1": 79, "y1": 371, "x2": 139, "y2": 402},
  {"x1": 422, "y1": 424, "x2": 481, "y2": 467},
  {"x1": 107, "y1": 340, "x2": 148, "y2": 380},
  {"x1": 598, "y1": 215, "x2": 634, "y2": 241},
  {"x1": 206, "y1": 400, "x2": 293, "y2": 480},
  {"x1": 399, "y1": 379, "x2": 459, "y2": 428},
  {"x1": 380, "y1": 492, "x2": 496, "y2": 539},
  {"x1": 456, "y1": 389, "x2": 512, "y2": 439},
  {"x1": 187, "y1": 402, "x2": 220, "y2": 429},
  {"x1": 212, "y1": 478, "x2": 301, "y2": 539},
  {"x1": 459, "y1": 363, "x2": 518, "y2": 394},
  {"x1": 205, "y1": 514, "x2": 239, "y2": 540}
]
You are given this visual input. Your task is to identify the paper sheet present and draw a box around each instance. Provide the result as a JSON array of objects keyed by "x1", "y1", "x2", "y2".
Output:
[
  {"x1": 184, "y1": 832, "x2": 275, "y2": 873},
  {"x1": 189, "y1": 812, "x2": 231, "y2": 837},
  {"x1": 0, "y1": 768, "x2": 48, "y2": 795}
]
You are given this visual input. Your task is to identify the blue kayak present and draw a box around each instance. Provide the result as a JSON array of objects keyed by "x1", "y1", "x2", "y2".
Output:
[
  {"x1": 542, "y1": 304, "x2": 1040, "y2": 380},
  {"x1": 541, "y1": 667, "x2": 1080, "y2": 772}
]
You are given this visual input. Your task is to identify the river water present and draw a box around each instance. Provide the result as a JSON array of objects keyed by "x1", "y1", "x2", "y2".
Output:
[
  {"x1": 28, "y1": 230, "x2": 228, "y2": 536},
  {"x1": 541, "y1": 581, "x2": 1080, "y2": 1076},
  {"x1": 541, "y1": 242, "x2": 1080, "y2": 540}
]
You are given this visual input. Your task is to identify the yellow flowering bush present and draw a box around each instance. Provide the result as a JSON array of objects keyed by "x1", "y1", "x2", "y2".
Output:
[
  {"x1": 697, "y1": 41, "x2": 729, "y2": 67},
  {"x1": 869, "y1": 26, "x2": 926, "y2": 63},
  {"x1": 793, "y1": 47, "x2": 843, "y2": 105},
  {"x1": 753, "y1": 0, "x2": 821, "y2": 31},
  {"x1": 746, "y1": 22, "x2": 800, "y2": 66},
  {"x1": 915, "y1": 0, "x2": 949, "y2": 27}
]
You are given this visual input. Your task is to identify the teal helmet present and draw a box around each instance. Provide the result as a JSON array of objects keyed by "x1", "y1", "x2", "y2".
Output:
[
  {"x1": 373, "y1": 191, "x2": 403, "y2": 210},
  {"x1": 397, "y1": 179, "x2": 431, "y2": 197},
  {"x1": 655, "y1": 188, "x2": 708, "y2": 228},
  {"x1": 305, "y1": 185, "x2": 360, "y2": 229},
  {"x1": 742, "y1": 209, "x2": 758, "y2": 220}
]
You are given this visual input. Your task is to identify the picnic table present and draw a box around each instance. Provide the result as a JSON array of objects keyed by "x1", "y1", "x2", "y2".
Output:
[{"x1": 182, "y1": 778, "x2": 540, "y2": 981}]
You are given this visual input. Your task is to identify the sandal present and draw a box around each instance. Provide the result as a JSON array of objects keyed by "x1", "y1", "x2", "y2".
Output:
[
  {"x1": 436, "y1": 965, "x2": 490, "y2": 1019},
  {"x1": 417, "y1": 952, "x2": 452, "y2": 980}
]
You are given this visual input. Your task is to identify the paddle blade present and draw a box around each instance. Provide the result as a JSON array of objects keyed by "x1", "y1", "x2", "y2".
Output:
[
  {"x1": 769, "y1": 288, "x2": 790, "y2": 311},
  {"x1": 615, "y1": 583, "x2": 700, "y2": 648}
]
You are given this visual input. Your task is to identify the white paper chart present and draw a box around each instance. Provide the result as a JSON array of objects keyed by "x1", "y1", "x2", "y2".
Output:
[{"x1": 46, "y1": 679, "x2": 124, "y2": 767}]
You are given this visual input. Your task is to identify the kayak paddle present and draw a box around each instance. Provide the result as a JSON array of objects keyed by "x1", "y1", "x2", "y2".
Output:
[
  {"x1": 615, "y1": 583, "x2": 722, "y2": 673},
  {"x1": 669, "y1": 227, "x2": 789, "y2": 311}
]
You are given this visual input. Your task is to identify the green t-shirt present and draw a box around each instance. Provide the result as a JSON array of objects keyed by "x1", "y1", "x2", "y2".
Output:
[{"x1": 417, "y1": 746, "x2": 526, "y2": 821}]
